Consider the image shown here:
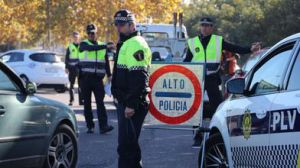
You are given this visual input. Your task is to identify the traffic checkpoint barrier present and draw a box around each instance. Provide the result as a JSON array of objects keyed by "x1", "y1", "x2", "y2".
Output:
[{"x1": 144, "y1": 63, "x2": 205, "y2": 129}]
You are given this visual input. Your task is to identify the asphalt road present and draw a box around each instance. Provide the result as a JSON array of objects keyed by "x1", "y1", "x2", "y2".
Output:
[{"x1": 37, "y1": 89, "x2": 198, "y2": 168}]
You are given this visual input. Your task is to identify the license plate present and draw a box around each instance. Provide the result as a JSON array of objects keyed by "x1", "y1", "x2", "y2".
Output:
[{"x1": 45, "y1": 68, "x2": 58, "y2": 73}]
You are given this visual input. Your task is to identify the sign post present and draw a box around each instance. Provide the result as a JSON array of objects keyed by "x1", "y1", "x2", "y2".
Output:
[{"x1": 145, "y1": 63, "x2": 205, "y2": 127}]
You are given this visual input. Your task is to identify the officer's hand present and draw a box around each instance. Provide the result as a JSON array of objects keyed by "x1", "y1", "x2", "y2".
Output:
[
  {"x1": 65, "y1": 68, "x2": 69, "y2": 74},
  {"x1": 251, "y1": 42, "x2": 261, "y2": 53},
  {"x1": 125, "y1": 107, "x2": 135, "y2": 118},
  {"x1": 108, "y1": 76, "x2": 112, "y2": 82}
]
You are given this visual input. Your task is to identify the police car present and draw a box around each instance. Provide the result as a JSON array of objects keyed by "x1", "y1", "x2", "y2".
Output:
[{"x1": 201, "y1": 33, "x2": 300, "y2": 168}]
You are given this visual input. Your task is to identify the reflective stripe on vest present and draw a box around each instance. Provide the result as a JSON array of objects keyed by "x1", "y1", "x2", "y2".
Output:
[
  {"x1": 187, "y1": 34, "x2": 223, "y2": 75},
  {"x1": 117, "y1": 36, "x2": 151, "y2": 71},
  {"x1": 68, "y1": 43, "x2": 79, "y2": 66},
  {"x1": 78, "y1": 39, "x2": 107, "y2": 75}
]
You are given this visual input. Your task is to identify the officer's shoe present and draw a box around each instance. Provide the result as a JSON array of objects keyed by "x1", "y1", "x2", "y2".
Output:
[
  {"x1": 68, "y1": 101, "x2": 73, "y2": 106},
  {"x1": 86, "y1": 128, "x2": 94, "y2": 134},
  {"x1": 100, "y1": 125, "x2": 114, "y2": 134}
]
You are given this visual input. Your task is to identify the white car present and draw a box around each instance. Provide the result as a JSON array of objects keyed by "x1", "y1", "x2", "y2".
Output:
[
  {"x1": 200, "y1": 33, "x2": 300, "y2": 167},
  {"x1": 0, "y1": 49, "x2": 68, "y2": 93}
]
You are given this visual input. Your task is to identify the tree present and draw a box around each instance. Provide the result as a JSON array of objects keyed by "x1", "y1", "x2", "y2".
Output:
[
  {"x1": 184, "y1": 0, "x2": 300, "y2": 47},
  {"x1": 0, "y1": 0, "x2": 183, "y2": 50},
  {"x1": 0, "y1": 0, "x2": 41, "y2": 47}
]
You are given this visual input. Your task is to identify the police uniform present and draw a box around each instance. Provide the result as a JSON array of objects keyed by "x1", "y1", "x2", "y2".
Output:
[
  {"x1": 187, "y1": 33, "x2": 224, "y2": 118},
  {"x1": 78, "y1": 24, "x2": 114, "y2": 134},
  {"x1": 112, "y1": 10, "x2": 152, "y2": 168},
  {"x1": 65, "y1": 42, "x2": 82, "y2": 105},
  {"x1": 185, "y1": 17, "x2": 252, "y2": 118},
  {"x1": 185, "y1": 17, "x2": 253, "y2": 147}
]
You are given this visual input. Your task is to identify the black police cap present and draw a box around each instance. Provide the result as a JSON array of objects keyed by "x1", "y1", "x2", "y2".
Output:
[
  {"x1": 114, "y1": 9, "x2": 135, "y2": 25},
  {"x1": 200, "y1": 17, "x2": 214, "y2": 25},
  {"x1": 86, "y1": 23, "x2": 97, "y2": 33}
]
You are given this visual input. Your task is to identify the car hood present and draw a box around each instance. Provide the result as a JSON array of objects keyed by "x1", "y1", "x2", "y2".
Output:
[{"x1": 32, "y1": 95, "x2": 70, "y2": 110}]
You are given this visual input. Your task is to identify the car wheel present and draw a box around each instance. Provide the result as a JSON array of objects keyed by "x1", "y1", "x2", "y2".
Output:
[
  {"x1": 20, "y1": 75, "x2": 29, "y2": 83},
  {"x1": 44, "y1": 124, "x2": 78, "y2": 168},
  {"x1": 199, "y1": 133, "x2": 229, "y2": 168},
  {"x1": 55, "y1": 86, "x2": 67, "y2": 93}
]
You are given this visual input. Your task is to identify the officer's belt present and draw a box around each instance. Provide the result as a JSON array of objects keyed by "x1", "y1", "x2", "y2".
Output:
[{"x1": 81, "y1": 68, "x2": 106, "y2": 74}]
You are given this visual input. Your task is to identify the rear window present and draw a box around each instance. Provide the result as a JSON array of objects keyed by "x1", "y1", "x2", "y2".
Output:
[{"x1": 29, "y1": 53, "x2": 61, "y2": 63}]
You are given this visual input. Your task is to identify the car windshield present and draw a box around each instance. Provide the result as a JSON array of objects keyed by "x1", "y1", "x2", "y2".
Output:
[
  {"x1": 141, "y1": 32, "x2": 169, "y2": 41},
  {"x1": 29, "y1": 53, "x2": 61, "y2": 63},
  {"x1": 151, "y1": 47, "x2": 171, "y2": 59}
]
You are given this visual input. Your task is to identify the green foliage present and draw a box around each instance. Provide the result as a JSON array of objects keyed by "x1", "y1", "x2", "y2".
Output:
[{"x1": 184, "y1": 0, "x2": 300, "y2": 47}]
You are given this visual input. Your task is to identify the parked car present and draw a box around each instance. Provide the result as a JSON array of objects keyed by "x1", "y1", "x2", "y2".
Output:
[
  {"x1": 200, "y1": 33, "x2": 300, "y2": 167},
  {"x1": 0, "y1": 61, "x2": 78, "y2": 168},
  {"x1": 0, "y1": 49, "x2": 68, "y2": 93}
]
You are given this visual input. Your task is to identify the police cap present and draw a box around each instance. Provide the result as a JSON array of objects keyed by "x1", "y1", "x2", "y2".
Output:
[
  {"x1": 86, "y1": 24, "x2": 97, "y2": 33},
  {"x1": 114, "y1": 9, "x2": 135, "y2": 25},
  {"x1": 200, "y1": 17, "x2": 214, "y2": 26}
]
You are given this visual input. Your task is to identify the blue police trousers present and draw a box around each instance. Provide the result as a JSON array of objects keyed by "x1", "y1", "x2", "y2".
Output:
[{"x1": 117, "y1": 103, "x2": 148, "y2": 168}]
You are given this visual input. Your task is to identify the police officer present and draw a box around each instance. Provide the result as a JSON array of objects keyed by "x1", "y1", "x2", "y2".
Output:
[
  {"x1": 79, "y1": 24, "x2": 114, "y2": 134},
  {"x1": 184, "y1": 17, "x2": 261, "y2": 147},
  {"x1": 65, "y1": 31, "x2": 83, "y2": 106},
  {"x1": 112, "y1": 10, "x2": 151, "y2": 168}
]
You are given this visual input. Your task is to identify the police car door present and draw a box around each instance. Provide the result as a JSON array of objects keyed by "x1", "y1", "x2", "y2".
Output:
[
  {"x1": 227, "y1": 41, "x2": 296, "y2": 167},
  {"x1": 269, "y1": 40, "x2": 300, "y2": 167}
]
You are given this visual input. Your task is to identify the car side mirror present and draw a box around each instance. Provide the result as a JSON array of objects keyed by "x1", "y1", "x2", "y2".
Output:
[
  {"x1": 227, "y1": 78, "x2": 245, "y2": 95},
  {"x1": 26, "y1": 82, "x2": 37, "y2": 95}
]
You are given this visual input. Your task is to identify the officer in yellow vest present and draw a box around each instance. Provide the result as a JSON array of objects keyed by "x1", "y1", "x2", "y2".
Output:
[
  {"x1": 112, "y1": 10, "x2": 151, "y2": 168},
  {"x1": 78, "y1": 24, "x2": 114, "y2": 134},
  {"x1": 184, "y1": 17, "x2": 261, "y2": 147},
  {"x1": 65, "y1": 31, "x2": 82, "y2": 106}
]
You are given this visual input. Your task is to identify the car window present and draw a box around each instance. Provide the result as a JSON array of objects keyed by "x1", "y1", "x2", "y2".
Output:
[
  {"x1": 0, "y1": 69, "x2": 18, "y2": 91},
  {"x1": 287, "y1": 51, "x2": 300, "y2": 91},
  {"x1": 29, "y1": 53, "x2": 61, "y2": 63},
  {"x1": 141, "y1": 32, "x2": 169, "y2": 41},
  {"x1": 1, "y1": 52, "x2": 24, "y2": 63},
  {"x1": 7, "y1": 52, "x2": 24, "y2": 62},
  {"x1": 248, "y1": 43, "x2": 295, "y2": 95},
  {"x1": 243, "y1": 56, "x2": 260, "y2": 73},
  {"x1": 151, "y1": 47, "x2": 172, "y2": 60}
]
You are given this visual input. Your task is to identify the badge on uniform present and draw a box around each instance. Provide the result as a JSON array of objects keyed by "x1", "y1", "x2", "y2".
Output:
[
  {"x1": 133, "y1": 50, "x2": 145, "y2": 61},
  {"x1": 72, "y1": 49, "x2": 75, "y2": 52},
  {"x1": 242, "y1": 109, "x2": 252, "y2": 140},
  {"x1": 195, "y1": 47, "x2": 200, "y2": 53}
]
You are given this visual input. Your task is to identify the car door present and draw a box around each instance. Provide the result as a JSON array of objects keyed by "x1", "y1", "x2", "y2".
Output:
[
  {"x1": 0, "y1": 64, "x2": 47, "y2": 166},
  {"x1": 269, "y1": 40, "x2": 300, "y2": 167},
  {"x1": 227, "y1": 41, "x2": 296, "y2": 167}
]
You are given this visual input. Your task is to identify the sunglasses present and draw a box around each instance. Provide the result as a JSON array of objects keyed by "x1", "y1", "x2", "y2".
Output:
[
  {"x1": 88, "y1": 32, "x2": 95, "y2": 35},
  {"x1": 114, "y1": 22, "x2": 127, "y2": 27},
  {"x1": 200, "y1": 23, "x2": 213, "y2": 27}
]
